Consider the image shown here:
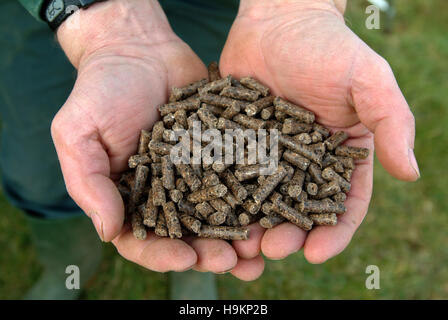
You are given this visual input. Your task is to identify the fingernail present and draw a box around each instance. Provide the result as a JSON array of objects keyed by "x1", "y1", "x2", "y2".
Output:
[
  {"x1": 217, "y1": 268, "x2": 233, "y2": 274},
  {"x1": 408, "y1": 148, "x2": 420, "y2": 179},
  {"x1": 90, "y1": 212, "x2": 105, "y2": 242}
]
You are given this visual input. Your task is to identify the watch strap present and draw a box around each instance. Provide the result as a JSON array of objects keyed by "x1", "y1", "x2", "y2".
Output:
[{"x1": 43, "y1": 0, "x2": 107, "y2": 30}]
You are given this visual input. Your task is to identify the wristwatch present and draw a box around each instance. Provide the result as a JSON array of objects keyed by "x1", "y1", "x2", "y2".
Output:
[{"x1": 42, "y1": 0, "x2": 108, "y2": 30}]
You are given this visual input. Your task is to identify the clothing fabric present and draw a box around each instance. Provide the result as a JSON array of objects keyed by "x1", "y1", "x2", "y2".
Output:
[{"x1": 0, "y1": 0, "x2": 238, "y2": 218}]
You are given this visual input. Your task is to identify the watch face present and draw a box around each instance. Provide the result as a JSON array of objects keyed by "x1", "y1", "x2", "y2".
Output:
[{"x1": 46, "y1": 0, "x2": 65, "y2": 22}]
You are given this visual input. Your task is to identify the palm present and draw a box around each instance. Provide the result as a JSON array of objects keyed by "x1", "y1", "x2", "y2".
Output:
[{"x1": 220, "y1": 6, "x2": 375, "y2": 262}]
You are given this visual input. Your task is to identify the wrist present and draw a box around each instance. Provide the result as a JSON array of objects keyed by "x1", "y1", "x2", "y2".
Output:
[
  {"x1": 239, "y1": 0, "x2": 345, "y2": 19},
  {"x1": 57, "y1": 0, "x2": 176, "y2": 69}
]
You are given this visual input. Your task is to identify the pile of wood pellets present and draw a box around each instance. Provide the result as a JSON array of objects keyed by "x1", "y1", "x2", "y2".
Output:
[{"x1": 118, "y1": 62, "x2": 369, "y2": 241}]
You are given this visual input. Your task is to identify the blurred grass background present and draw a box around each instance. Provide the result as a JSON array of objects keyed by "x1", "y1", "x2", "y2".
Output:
[{"x1": 0, "y1": 0, "x2": 447, "y2": 299}]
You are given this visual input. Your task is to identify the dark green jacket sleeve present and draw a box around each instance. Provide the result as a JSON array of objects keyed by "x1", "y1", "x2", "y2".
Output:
[{"x1": 18, "y1": 0, "x2": 46, "y2": 21}]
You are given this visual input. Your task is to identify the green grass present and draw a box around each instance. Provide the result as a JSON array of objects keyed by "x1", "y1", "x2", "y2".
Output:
[{"x1": 1, "y1": 0, "x2": 447, "y2": 299}]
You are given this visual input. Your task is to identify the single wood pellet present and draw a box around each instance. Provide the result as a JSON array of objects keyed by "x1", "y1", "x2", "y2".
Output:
[{"x1": 122, "y1": 64, "x2": 369, "y2": 240}]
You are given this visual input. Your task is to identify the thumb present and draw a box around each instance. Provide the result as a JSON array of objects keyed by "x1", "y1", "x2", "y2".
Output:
[
  {"x1": 51, "y1": 106, "x2": 125, "y2": 242},
  {"x1": 351, "y1": 48, "x2": 420, "y2": 181}
]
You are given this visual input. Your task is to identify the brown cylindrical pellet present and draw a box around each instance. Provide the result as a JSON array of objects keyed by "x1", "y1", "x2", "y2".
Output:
[
  {"x1": 128, "y1": 154, "x2": 151, "y2": 169},
  {"x1": 200, "y1": 77, "x2": 231, "y2": 95},
  {"x1": 150, "y1": 150, "x2": 161, "y2": 163},
  {"x1": 131, "y1": 207, "x2": 147, "y2": 240},
  {"x1": 282, "y1": 118, "x2": 313, "y2": 135},
  {"x1": 313, "y1": 123, "x2": 330, "y2": 138},
  {"x1": 162, "y1": 201, "x2": 182, "y2": 239},
  {"x1": 315, "y1": 180, "x2": 341, "y2": 199},
  {"x1": 309, "y1": 213, "x2": 337, "y2": 226},
  {"x1": 226, "y1": 210, "x2": 240, "y2": 227},
  {"x1": 180, "y1": 214, "x2": 202, "y2": 233},
  {"x1": 155, "y1": 212, "x2": 168, "y2": 237},
  {"x1": 270, "y1": 193, "x2": 313, "y2": 231},
  {"x1": 324, "y1": 131, "x2": 349, "y2": 151},
  {"x1": 118, "y1": 184, "x2": 130, "y2": 202},
  {"x1": 343, "y1": 169, "x2": 353, "y2": 182},
  {"x1": 161, "y1": 155, "x2": 175, "y2": 190},
  {"x1": 148, "y1": 140, "x2": 173, "y2": 156},
  {"x1": 311, "y1": 131, "x2": 323, "y2": 143},
  {"x1": 238, "y1": 212, "x2": 252, "y2": 226},
  {"x1": 187, "y1": 184, "x2": 227, "y2": 203},
  {"x1": 176, "y1": 178, "x2": 188, "y2": 192},
  {"x1": 208, "y1": 61, "x2": 221, "y2": 82},
  {"x1": 151, "y1": 177, "x2": 166, "y2": 206},
  {"x1": 252, "y1": 165, "x2": 287, "y2": 204},
  {"x1": 138, "y1": 130, "x2": 151, "y2": 154},
  {"x1": 169, "y1": 78, "x2": 208, "y2": 102},
  {"x1": 197, "y1": 105, "x2": 219, "y2": 128},
  {"x1": 199, "y1": 225, "x2": 249, "y2": 240},
  {"x1": 260, "y1": 105, "x2": 275, "y2": 120},
  {"x1": 234, "y1": 164, "x2": 261, "y2": 181},
  {"x1": 199, "y1": 92, "x2": 237, "y2": 109},
  {"x1": 151, "y1": 163, "x2": 162, "y2": 176},
  {"x1": 299, "y1": 200, "x2": 346, "y2": 214},
  {"x1": 322, "y1": 153, "x2": 339, "y2": 168},
  {"x1": 129, "y1": 165, "x2": 149, "y2": 212},
  {"x1": 169, "y1": 189, "x2": 183, "y2": 203},
  {"x1": 162, "y1": 113, "x2": 176, "y2": 128},
  {"x1": 217, "y1": 117, "x2": 241, "y2": 130},
  {"x1": 283, "y1": 150, "x2": 311, "y2": 171},
  {"x1": 220, "y1": 86, "x2": 260, "y2": 102},
  {"x1": 242, "y1": 199, "x2": 261, "y2": 215},
  {"x1": 259, "y1": 214, "x2": 285, "y2": 229},
  {"x1": 175, "y1": 164, "x2": 202, "y2": 192},
  {"x1": 274, "y1": 97, "x2": 315, "y2": 124},
  {"x1": 143, "y1": 191, "x2": 158, "y2": 227},
  {"x1": 195, "y1": 202, "x2": 215, "y2": 219},
  {"x1": 222, "y1": 191, "x2": 242, "y2": 209},
  {"x1": 221, "y1": 170, "x2": 248, "y2": 201},
  {"x1": 211, "y1": 162, "x2": 233, "y2": 174},
  {"x1": 279, "y1": 134, "x2": 322, "y2": 165},
  {"x1": 202, "y1": 170, "x2": 220, "y2": 187},
  {"x1": 209, "y1": 198, "x2": 231, "y2": 216},
  {"x1": 261, "y1": 202, "x2": 275, "y2": 215},
  {"x1": 275, "y1": 110, "x2": 287, "y2": 121},
  {"x1": 336, "y1": 156, "x2": 355, "y2": 169},
  {"x1": 221, "y1": 101, "x2": 242, "y2": 119},
  {"x1": 335, "y1": 145, "x2": 370, "y2": 160},
  {"x1": 280, "y1": 162, "x2": 295, "y2": 183},
  {"x1": 297, "y1": 190, "x2": 308, "y2": 202},
  {"x1": 245, "y1": 95, "x2": 275, "y2": 116},
  {"x1": 244, "y1": 184, "x2": 258, "y2": 196},
  {"x1": 151, "y1": 121, "x2": 165, "y2": 142},
  {"x1": 239, "y1": 77, "x2": 270, "y2": 97},
  {"x1": 208, "y1": 211, "x2": 227, "y2": 226},
  {"x1": 333, "y1": 192, "x2": 347, "y2": 203},
  {"x1": 202, "y1": 103, "x2": 224, "y2": 116},
  {"x1": 288, "y1": 169, "x2": 305, "y2": 198},
  {"x1": 233, "y1": 114, "x2": 266, "y2": 130},
  {"x1": 177, "y1": 199, "x2": 196, "y2": 216},
  {"x1": 293, "y1": 133, "x2": 312, "y2": 145},
  {"x1": 160, "y1": 98, "x2": 201, "y2": 116},
  {"x1": 322, "y1": 167, "x2": 351, "y2": 193},
  {"x1": 308, "y1": 163, "x2": 327, "y2": 185},
  {"x1": 306, "y1": 182, "x2": 318, "y2": 196},
  {"x1": 332, "y1": 161, "x2": 345, "y2": 173},
  {"x1": 174, "y1": 109, "x2": 188, "y2": 128}
]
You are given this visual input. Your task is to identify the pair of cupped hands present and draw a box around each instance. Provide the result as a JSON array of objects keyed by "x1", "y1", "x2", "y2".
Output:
[{"x1": 52, "y1": 0, "x2": 419, "y2": 281}]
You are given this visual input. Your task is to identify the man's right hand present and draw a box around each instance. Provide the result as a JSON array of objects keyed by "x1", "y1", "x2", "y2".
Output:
[{"x1": 51, "y1": 0, "x2": 265, "y2": 280}]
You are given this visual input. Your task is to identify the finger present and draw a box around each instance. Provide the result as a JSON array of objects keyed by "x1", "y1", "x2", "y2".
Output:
[
  {"x1": 232, "y1": 223, "x2": 265, "y2": 259},
  {"x1": 186, "y1": 238, "x2": 238, "y2": 273},
  {"x1": 304, "y1": 151, "x2": 373, "y2": 264},
  {"x1": 51, "y1": 106, "x2": 124, "y2": 242},
  {"x1": 112, "y1": 226, "x2": 197, "y2": 272},
  {"x1": 230, "y1": 255, "x2": 265, "y2": 281},
  {"x1": 261, "y1": 222, "x2": 307, "y2": 260},
  {"x1": 351, "y1": 48, "x2": 419, "y2": 181}
]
